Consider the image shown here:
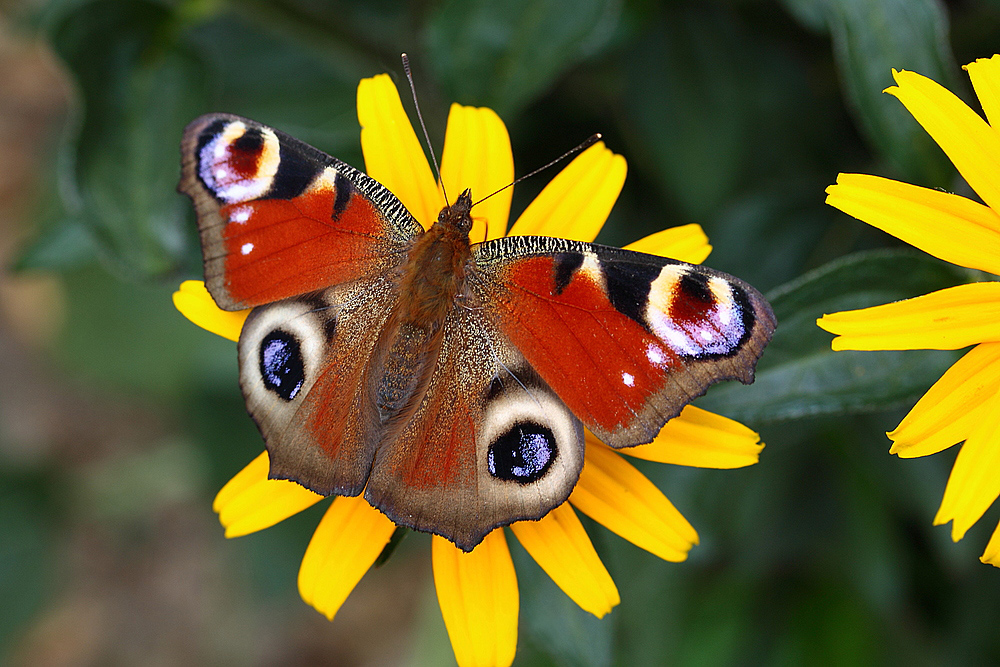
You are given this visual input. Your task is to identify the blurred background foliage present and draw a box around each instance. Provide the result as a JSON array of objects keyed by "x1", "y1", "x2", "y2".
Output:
[{"x1": 2, "y1": 0, "x2": 1000, "y2": 664}]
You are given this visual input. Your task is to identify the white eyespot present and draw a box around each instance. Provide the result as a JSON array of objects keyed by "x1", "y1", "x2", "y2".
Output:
[
  {"x1": 230, "y1": 206, "x2": 252, "y2": 224},
  {"x1": 622, "y1": 372, "x2": 635, "y2": 387},
  {"x1": 198, "y1": 123, "x2": 280, "y2": 204},
  {"x1": 241, "y1": 242, "x2": 254, "y2": 255},
  {"x1": 700, "y1": 330, "x2": 714, "y2": 341}
]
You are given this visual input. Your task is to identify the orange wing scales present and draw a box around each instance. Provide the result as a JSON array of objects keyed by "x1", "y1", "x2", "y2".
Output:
[{"x1": 475, "y1": 237, "x2": 776, "y2": 447}]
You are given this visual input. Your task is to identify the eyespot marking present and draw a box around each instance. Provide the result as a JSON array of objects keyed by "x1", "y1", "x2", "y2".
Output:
[
  {"x1": 259, "y1": 330, "x2": 305, "y2": 401},
  {"x1": 487, "y1": 422, "x2": 556, "y2": 483}
]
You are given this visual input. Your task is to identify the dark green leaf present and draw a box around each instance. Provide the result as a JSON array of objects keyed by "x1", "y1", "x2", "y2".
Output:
[
  {"x1": 13, "y1": 218, "x2": 97, "y2": 272},
  {"x1": 697, "y1": 249, "x2": 971, "y2": 422},
  {"x1": 425, "y1": 0, "x2": 622, "y2": 117},
  {"x1": 49, "y1": 0, "x2": 209, "y2": 277},
  {"x1": 791, "y1": 0, "x2": 959, "y2": 184}
]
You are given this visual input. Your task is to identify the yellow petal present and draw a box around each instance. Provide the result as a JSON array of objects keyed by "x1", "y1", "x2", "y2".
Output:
[
  {"x1": 357, "y1": 74, "x2": 441, "y2": 229},
  {"x1": 508, "y1": 142, "x2": 626, "y2": 242},
  {"x1": 298, "y1": 495, "x2": 397, "y2": 620},
  {"x1": 886, "y1": 68, "x2": 1000, "y2": 214},
  {"x1": 933, "y1": 386, "x2": 1000, "y2": 541},
  {"x1": 816, "y1": 282, "x2": 1000, "y2": 351},
  {"x1": 509, "y1": 503, "x2": 619, "y2": 618},
  {"x1": 623, "y1": 224, "x2": 713, "y2": 264},
  {"x1": 889, "y1": 342, "x2": 1000, "y2": 458},
  {"x1": 440, "y1": 103, "x2": 514, "y2": 242},
  {"x1": 981, "y1": 517, "x2": 1000, "y2": 567},
  {"x1": 432, "y1": 530, "x2": 518, "y2": 667},
  {"x1": 213, "y1": 451, "x2": 324, "y2": 538},
  {"x1": 569, "y1": 442, "x2": 698, "y2": 562},
  {"x1": 825, "y1": 173, "x2": 1000, "y2": 275},
  {"x1": 965, "y1": 55, "x2": 1000, "y2": 131},
  {"x1": 615, "y1": 406, "x2": 763, "y2": 469},
  {"x1": 172, "y1": 280, "x2": 248, "y2": 342}
]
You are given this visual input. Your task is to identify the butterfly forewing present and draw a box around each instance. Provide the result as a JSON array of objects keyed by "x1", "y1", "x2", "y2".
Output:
[
  {"x1": 179, "y1": 113, "x2": 422, "y2": 310},
  {"x1": 472, "y1": 236, "x2": 776, "y2": 447}
]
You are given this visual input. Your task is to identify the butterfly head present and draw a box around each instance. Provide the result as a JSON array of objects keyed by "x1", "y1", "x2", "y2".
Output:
[{"x1": 436, "y1": 188, "x2": 474, "y2": 237}]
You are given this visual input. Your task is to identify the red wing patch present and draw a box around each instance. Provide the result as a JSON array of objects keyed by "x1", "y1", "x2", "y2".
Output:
[
  {"x1": 179, "y1": 114, "x2": 422, "y2": 310},
  {"x1": 474, "y1": 237, "x2": 776, "y2": 448}
]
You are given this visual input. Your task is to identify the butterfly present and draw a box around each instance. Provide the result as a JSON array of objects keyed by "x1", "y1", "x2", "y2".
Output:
[{"x1": 178, "y1": 113, "x2": 776, "y2": 552}]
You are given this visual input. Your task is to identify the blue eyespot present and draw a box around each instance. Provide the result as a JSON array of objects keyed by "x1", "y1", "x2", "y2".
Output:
[
  {"x1": 259, "y1": 331, "x2": 305, "y2": 401},
  {"x1": 488, "y1": 423, "x2": 556, "y2": 483}
]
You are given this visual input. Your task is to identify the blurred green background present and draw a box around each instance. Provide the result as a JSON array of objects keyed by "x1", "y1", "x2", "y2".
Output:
[{"x1": 2, "y1": 0, "x2": 1000, "y2": 664}]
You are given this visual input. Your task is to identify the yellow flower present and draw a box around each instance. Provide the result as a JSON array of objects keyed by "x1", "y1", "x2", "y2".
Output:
[
  {"x1": 817, "y1": 55, "x2": 1000, "y2": 567},
  {"x1": 174, "y1": 74, "x2": 764, "y2": 667}
]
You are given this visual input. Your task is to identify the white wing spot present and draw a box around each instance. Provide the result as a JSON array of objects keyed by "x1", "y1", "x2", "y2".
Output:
[
  {"x1": 215, "y1": 168, "x2": 227, "y2": 180},
  {"x1": 241, "y1": 242, "x2": 254, "y2": 255},
  {"x1": 700, "y1": 330, "x2": 714, "y2": 341},
  {"x1": 622, "y1": 372, "x2": 635, "y2": 387},
  {"x1": 646, "y1": 343, "x2": 666, "y2": 366},
  {"x1": 230, "y1": 207, "x2": 251, "y2": 224}
]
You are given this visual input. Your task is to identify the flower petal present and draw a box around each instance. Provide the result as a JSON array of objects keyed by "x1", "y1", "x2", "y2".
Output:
[
  {"x1": 981, "y1": 518, "x2": 1000, "y2": 567},
  {"x1": 615, "y1": 406, "x2": 763, "y2": 469},
  {"x1": 825, "y1": 173, "x2": 1000, "y2": 275},
  {"x1": 933, "y1": 386, "x2": 1000, "y2": 541},
  {"x1": 172, "y1": 280, "x2": 248, "y2": 342},
  {"x1": 816, "y1": 282, "x2": 1000, "y2": 351},
  {"x1": 440, "y1": 103, "x2": 514, "y2": 242},
  {"x1": 298, "y1": 495, "x2": 397, "y2": 620},
  {"x1": 623, "y1": 224, "x2": 712, "y2": 264},
  {"x1": 213, "y1": 451, "x2": 323, "y2": 538},
  {"x1": 569, "y1": 442, "x2": 698, "y2": 562},
  {"x1": 508, "y1": 142, "x2": 626, "y2": 242},
  {"x1": 357, "y1": 74, "x2": 441, "y2": 229},
  {"x1": 889, "y1": 343, "x2": 1000, "y2": 458},
  {"x1": 965, "y1": 55, "x2": 1000, "y2": 133},
  {"x1": 432, "y1": 530, "x2": 518, "y2": 667},
  {"x1": 510, "y1": 503, "x2": 619, "y2": 618},
  {"x1": 886, "y1": 67, "x2": 1000, "y2": 213}
]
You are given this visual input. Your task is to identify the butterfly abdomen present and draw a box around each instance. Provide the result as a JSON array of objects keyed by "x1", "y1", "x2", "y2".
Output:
[{"x1": 366, "y1": 194, "x2": 476, "y2": 429}]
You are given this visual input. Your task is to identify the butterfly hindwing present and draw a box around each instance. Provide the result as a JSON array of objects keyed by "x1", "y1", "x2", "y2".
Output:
[
  {"x1": 363, "y1": 305, "x2": 584, "y2": 551},
  {"x1": 237, "y1": 275, "x2": 583, "y2": 551},
  {"x1": 237, "y1": 275, "x2": 399, "y2": 496},
  {"x1": 473, "y1": 236, "x2": 776, "y2": 448},
  {"x1": 179, "y1": 114, "x2": 422, "y2": 310}
]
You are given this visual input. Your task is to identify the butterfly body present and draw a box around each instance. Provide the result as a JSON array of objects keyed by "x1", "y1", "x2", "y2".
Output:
[{"x1": 180, "y1": 113, "x2": 776, "y2": 550}]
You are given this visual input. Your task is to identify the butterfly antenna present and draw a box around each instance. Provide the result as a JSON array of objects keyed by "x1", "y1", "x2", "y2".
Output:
[
  {"x1": 401, "y1": 53, "x2": 449, "y2": 205},
  {"x1": 472, "y1": 133, "x2": 602, "y2": 208}
]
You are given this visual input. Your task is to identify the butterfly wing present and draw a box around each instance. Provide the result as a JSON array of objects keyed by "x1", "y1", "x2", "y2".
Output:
[
  {"x1": 472, "y1": 236, "x2": 776, "y2": 448},
  {"x1": 236, "y1": 272, "x2": 583, "y2": 551},
  {"x1": 363, "y1": 305, "x2": 584, "y2": 551},
  {"x1": 179, "y1": 114, "x2": 422, "y2": 309},
  {"x1": 236, "y1": 275, "x2": 397, "y2": 497}
]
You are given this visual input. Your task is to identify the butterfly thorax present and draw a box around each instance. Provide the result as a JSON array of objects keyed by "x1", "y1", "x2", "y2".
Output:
[{"x1": 367, "y1": 189, "x2": 475, "y2": 426}]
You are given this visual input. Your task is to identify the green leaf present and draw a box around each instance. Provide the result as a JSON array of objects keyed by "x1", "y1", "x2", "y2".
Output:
[
  {"x1": 13, "y1": 218, "x2": 97, "y2": 272},
  {"x1": 49, "y1": 0, "x2": 209, "y2": 277},
  {"x1": 622, "y1": 6, "x2": 753, "y2": 221},
  {"x1": 789, "y1": 0, "x2": 959, "y2": 185},
  {"x1": 425, "y1": 0, "x2": 622, "y2": 117},
  {"x1": 0, "y1": 478, "x2": 55, "y2": 657},
  {"x1": 697, "y1": 250, "x2": 971, "y2": 422}
]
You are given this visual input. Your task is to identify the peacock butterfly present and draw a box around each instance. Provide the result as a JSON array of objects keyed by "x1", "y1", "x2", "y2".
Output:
[{"x1": 178, "y1": 113, "x2": 776, "y2": 551}]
